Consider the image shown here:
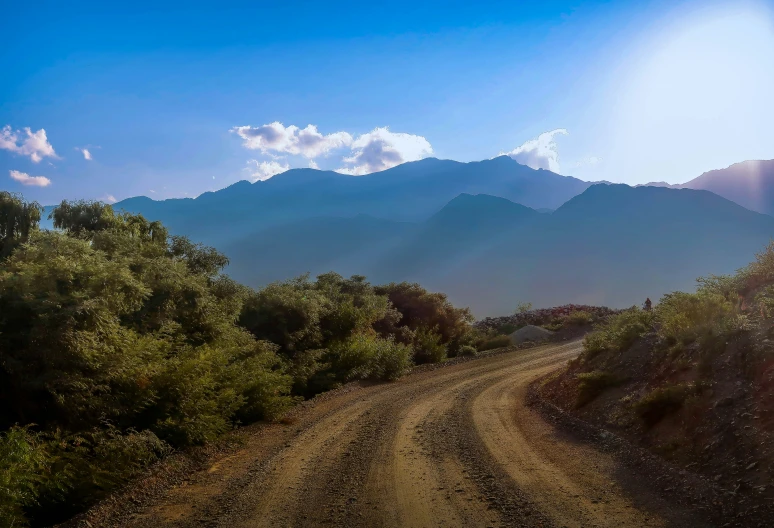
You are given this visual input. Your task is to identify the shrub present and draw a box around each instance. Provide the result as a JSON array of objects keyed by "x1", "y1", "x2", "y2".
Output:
[
  {"x1": 478, "y1": 335, "x2": 511, "y2": 351},
  {"x1": 575, "y1": 371, "x2": 621, "y2": 407},
  {"x1": 30, "y1": 428, "x2": 172, "y2": 523},
  {"x1": 581, "y1": 308, "x2": 653, "y2": 361},
  {"x1": 656, "y1": 291, "x2": 735, "y2": 345},
  {"x1": 369, "y1": 338, "x2": 414, "y2": 380},
  {"x1": 412, "y1": 327, "x2": 447, "y2": 364},
  {"x1": 564, "y1": 310, "x2": 594, "y2": 326},
  {"x1": 330, "y1": 333, "x2": 413, "y2": 381},
  {"x1": 634, "y1": 384, "x2": 698, "y2": 426},
  {"x1": 0, "y1": 427, "x2": 56, "y2": 527},
  {"x1": 543, "y1": 319, "x2": 564, "y2": 332},
  {"x1": 459, "y1": 345, "x2": 477, "y2": 357}
]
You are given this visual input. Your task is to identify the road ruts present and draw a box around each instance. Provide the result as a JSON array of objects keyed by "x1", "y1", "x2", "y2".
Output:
[{"x1": 126, "y1": 341, "x2": 707, "y2": 528}]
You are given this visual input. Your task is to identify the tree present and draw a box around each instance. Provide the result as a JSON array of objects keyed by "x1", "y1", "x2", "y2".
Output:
[
  {"x1": 0, "y1": 191, "x2": 42, "y2": 258},
  {"x1": 373, "y1": 282, "x2": 474, "y2": 358},
  {"x1": 49, "y1": 200, "x2": 120, "y2": 236}
]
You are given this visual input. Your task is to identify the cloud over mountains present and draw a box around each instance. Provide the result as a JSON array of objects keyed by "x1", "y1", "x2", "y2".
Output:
[
  {"x1": 245, "y1": 159, "x2": 291, "y2": 182},
  {"x1": 232, "y1": 122, "x2": 433, "y2": 177},
  {"x1": 501, "y1": 129, "x2": 567, "y2": 173},
  {"x1": 338, "y1": 127, "x2": 433, "y2": 175},
  {"x1": 232, "y1": 123, "x2": 353, "y2": 159}
]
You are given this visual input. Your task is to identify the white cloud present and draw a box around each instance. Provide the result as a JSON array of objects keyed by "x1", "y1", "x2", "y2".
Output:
[
  {"x1": 501, "y1": 129, "x2": 568, "y2": 173},
  {"x1": 308, "y1": 159, "x2": 319, "y2": 170},
  {"x1": 101, "y1": 194, "x2": 117, "y2": 204},
  {"x1": 245, "y1": 159, "x2": 290, "y2": 182},
  {"x1": 1, "y1": 126, "x2": 57, "y2": 163},
  {"x1": 81, "y1": 148, "x2": 92, "y2": 160},
  {"x1": 337, "y1": 127, "x2": 433, "y2": 175},
  {"x1": 232, "y1": 122, "x2": 353, "y2": 159},
  {"x1": 9, "y1": 169, "x2": 51, "y2": 187}
]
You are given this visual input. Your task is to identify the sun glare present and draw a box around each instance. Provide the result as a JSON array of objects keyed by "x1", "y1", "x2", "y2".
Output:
[{"x1": 606, "y1": 4, "x2": 774, "y2": 183}]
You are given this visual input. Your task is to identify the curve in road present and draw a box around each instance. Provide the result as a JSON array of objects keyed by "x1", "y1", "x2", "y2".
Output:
[{"x1": 126, "y1": 341, "x2": 706, "y2": 528}]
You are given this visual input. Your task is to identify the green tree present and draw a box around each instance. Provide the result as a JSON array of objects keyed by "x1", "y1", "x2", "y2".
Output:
[
  {"x1": 373, "y1": 282, "x2": 474, "y2": 357},
  {"x1": 0, "y1": 191, "x2": 42, "y2": 258}
]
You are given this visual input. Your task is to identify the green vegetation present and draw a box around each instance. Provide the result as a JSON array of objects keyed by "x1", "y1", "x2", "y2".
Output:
[
  {"x1": 634, "y1": 384, "x2": 700, "y2": 427},
  {"x1": 655, "y1": 291, "x2": 735, "y2": 345},
  {"x1": 478, "y1": 335, "x2": 512, "y2": 351},
  {"x1": 581, "y1": 308, "x2": 653, "y2": 361},
  {"x1": 563, "y1": 310, "x2": 594, "y2": 326},
  {"x1": 0, "y1": 194, "x2": 476, "y2": 526},
  {"x1": 459, "y1": 345, "x2": 478, "y2": 357},
  {"x1": 575, "y1": 371, "x2": 622, "y2": 407}
]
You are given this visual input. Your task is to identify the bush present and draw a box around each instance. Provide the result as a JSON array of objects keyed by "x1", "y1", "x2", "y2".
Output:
[
  {"x1": 459, "y1": 345, "x2": 477, "y2": 357},
  {"x1": 478, "y1": 335, "x2": 511, "y2": 351},
  {"x1": 564, "y1": 310, "x2": 594, "y2": 326},
  {"x1": 634, "y1": 384, "x2": 698, "y2": 426},
  {"x1": 412, "y1": 327, "x2": 447, "y2": 364},
  {"x1": 0, "y1": 427, "x2": 56, "y2": 528},
  {"x1": 330, "y1": 333, "x2": 413, "y2": 381},
  {"x1": 656, "y1": 291, "x2": 735, "y2": 345},
  {"x1": 582, "y1": 308, "x2": 653, "y2": 361},
  {"x1": 543, "y1": 319, "x2": 564, "y2": 332},
  {"x1": 575, "y1": 371, "x2": 621, "y2": 407}
]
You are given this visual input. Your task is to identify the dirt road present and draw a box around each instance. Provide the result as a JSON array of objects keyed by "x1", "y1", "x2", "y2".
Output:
[{"x1": 125, "y1": 342, "x2": 707, "y2": 528}]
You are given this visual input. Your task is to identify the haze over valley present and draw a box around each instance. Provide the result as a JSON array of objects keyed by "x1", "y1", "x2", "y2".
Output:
[{"x1": 100, "y1": 155, "x2": 774, "y2": 316}]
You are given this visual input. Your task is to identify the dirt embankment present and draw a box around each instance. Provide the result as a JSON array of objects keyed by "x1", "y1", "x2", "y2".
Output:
[
  {"x1": 537, "y1": 335, "x2": 774, "y2": 528},
  {"x1": 63, "y1": 340, "x2": 716, "y2": 528}
]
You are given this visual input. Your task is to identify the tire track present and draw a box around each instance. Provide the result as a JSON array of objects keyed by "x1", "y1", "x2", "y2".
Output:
[{"x1": 125, "y1": 341, "x2": 705, "y2": 528}]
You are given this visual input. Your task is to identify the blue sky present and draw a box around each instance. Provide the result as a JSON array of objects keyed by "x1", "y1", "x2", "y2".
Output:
[{"x1": 2, "y1": 0, "x2": 773, "y2": 204}]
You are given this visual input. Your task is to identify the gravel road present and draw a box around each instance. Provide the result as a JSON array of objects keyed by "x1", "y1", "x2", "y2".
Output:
[{"x1": 123, "y1": 341, "x2": 707, "y2": 528}]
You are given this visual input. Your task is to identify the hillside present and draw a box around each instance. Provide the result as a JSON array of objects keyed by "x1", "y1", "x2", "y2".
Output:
[{"x1": 536, "y1": 244, "x2": 774, "y2": 525}]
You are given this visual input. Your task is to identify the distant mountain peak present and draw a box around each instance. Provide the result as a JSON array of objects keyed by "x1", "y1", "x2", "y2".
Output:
[{"x1": 681, "y1": 158, "x2": 774, "y2": 216}]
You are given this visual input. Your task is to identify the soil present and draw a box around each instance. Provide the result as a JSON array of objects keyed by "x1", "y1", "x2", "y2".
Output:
[
  {"x1": 63, "y1": 341, "x2": 714, "y2": 528},
  {"x1": 537, "y1": 334, "x2": 774, "y2": 528}
]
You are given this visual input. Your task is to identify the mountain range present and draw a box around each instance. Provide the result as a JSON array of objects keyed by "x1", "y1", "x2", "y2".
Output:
[
  {"x1": 642, "y1": 159, "x2": 774, "y2": 216},
  {"x1": 111, "y1": 156, "x2": 593, "y2": 247},
  {"x1": 43, "y1": 156, "x2": 774, "y2": 317}
]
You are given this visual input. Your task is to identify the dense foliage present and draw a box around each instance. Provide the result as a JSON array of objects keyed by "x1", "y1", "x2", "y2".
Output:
[{"x1": 0, "y1": 195, "x2": 476, "y2": 526}]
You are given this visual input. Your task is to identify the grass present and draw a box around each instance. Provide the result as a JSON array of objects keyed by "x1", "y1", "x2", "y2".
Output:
[
  {"x1": 634, "y1": 384, "x2": 699, "y2": 427},
  {"x1": 478, "y1": 335, "x2": 511, "y2": 352},
  {"x1": 575, "y1": 371, "x2": 622, "y2": 408}
]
